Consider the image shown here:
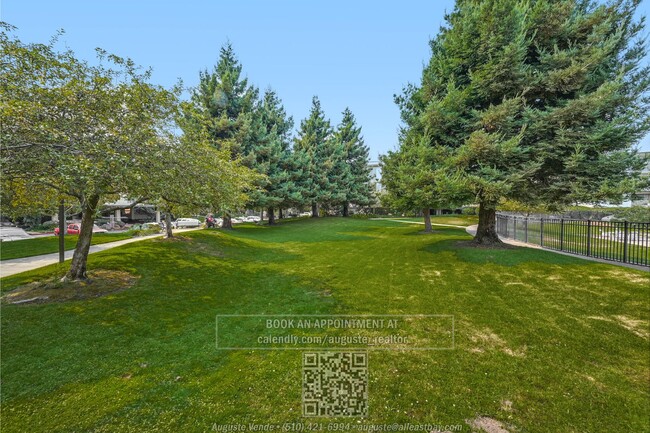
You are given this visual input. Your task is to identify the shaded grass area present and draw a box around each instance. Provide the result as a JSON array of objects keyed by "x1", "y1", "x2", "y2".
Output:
[
  {"x1": 1, "y1": 218, "x2": 648, "y2": 432},
  {"x1": 377, "y1": 215, "x2": 478, "y2": 226},
  {"x1": 503, "y1": 219, "x2": 649, "y2": 266},
  {"x1": 0, "y1": 232, "x2": 136, "y2": 261}
]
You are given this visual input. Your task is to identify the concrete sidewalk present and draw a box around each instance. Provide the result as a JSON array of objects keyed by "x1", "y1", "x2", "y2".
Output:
[{"x1": 0, "y1": 228, "x2": 200, "y2": 278}]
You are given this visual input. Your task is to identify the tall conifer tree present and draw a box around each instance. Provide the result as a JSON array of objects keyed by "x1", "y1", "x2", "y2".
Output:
[
  {"x1": 188, "y1": 43, "x2": 258, "y2": 229},
  {"x1": 335, "y1": 108, "x2": 374, "y2": 216},
  {"x1": 394, "y1": 0, "x2": 650, "y2": 244},
  {"x1": 294, "y1": 96, "x2": 333, "y2": 217}
]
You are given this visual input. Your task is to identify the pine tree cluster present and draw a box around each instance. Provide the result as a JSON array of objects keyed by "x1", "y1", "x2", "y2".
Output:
[{"x1": 185, "y1": 44, "x2": 375, "y2": 222}]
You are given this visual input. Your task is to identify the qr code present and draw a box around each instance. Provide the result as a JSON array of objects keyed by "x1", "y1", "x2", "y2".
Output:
[{"x1": 302, "y1": 352, "x2": 368, "y2": 417}]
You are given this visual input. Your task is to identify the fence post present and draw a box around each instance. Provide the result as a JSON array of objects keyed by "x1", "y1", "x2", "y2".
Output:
[
  {"x1": 560, "y1": 219, "x2": 564, "y2": 251},
  {"x1": 586, "y1": 220, "x2": 592, "y2": 257},
  {"x1": 623, "y1": 221, "x2": 628, "y2": 263},
  {"x1": 540, "y1": 218, "x2": 544, "y2": 247},
  {"x1": 525, "y1": 218, "x2": 528, "y2": 243}
]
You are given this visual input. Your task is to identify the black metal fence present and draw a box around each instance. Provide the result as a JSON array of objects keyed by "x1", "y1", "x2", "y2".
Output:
[{"x1": 496, "y1": 214, "x2": 650, "y2": 267}]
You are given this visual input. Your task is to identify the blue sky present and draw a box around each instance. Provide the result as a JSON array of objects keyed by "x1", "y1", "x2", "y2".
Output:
[{"x1": 2, "y1": 0, "x2": 649, "y2": 156}]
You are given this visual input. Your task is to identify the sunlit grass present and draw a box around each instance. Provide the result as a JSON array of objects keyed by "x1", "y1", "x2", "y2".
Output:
[
  {"x1": 0, "y1": 232, "x2": 136, "y2": 261},
  {"x1": 1, "y1": 217, "x2": 648, "y2": 432}
]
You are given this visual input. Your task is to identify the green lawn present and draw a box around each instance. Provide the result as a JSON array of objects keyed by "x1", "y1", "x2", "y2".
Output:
[
  {"x1": 1, "y1": 218, "x2": 648, "y2": 432},
  {"x1": 377, "y1": 214, "x2": 478, "y2": 226},
  {"x1": 0, "y1": 232, "x2": 140, "y2": 261}
]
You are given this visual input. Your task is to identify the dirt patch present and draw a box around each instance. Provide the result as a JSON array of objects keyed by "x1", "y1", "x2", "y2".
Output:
[
  {"x1": 419, "y1": 268, "x2": 442, "y2": 281},
  {"x1": 588, "y1": 315, "x2": 649, "y2": 340},
  {"x1": 469, "y1": 328, "x2": 527, "y2": 357},
  {"x1": 455, "y1": 241, "x2": 516, "y2": 250},
  {"x1": 614, "y1": 315, "x2": 649, "y2": 340},
  {"x1": 1, "y1": 270, "x2": 139, "y2": 305},
  {"x1": 604, "y1": 269, "x2": 649, "y2": 284},
  {"x1": 466, "y1": 416, "x2": 511, "y2": 433}
]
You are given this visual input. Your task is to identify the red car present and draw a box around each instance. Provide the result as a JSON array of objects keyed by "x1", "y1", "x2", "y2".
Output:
[
  {"x1": 54, "y1": 223, "x2": 81, "y2": 235},
  {"x1": 54, "y1": 224, "x2": 107, "y2": 235}
]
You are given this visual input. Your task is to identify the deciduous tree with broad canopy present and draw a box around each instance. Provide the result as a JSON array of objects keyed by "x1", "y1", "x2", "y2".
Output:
[{"x1": 0, "y1": 26, "x2": 252, "y2": 279}]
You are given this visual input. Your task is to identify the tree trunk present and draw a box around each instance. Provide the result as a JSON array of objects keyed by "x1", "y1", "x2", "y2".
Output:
[
  {"x1": 260, "y1": 209, "x2": 264, "y2": 222},
  {"x1": 279, "y1": 208, "x2": 283, "y2": 219},
  {"x1": 473, "y1": 201, "x2": 502, "y2": 245},
  {"x1": 343, "y1": 203, "x2": 349, "y2": 217},
  {"x1": 64, "y1": 195, "x2": 100, "y2": 281},
  {"x1": 423, "y1": 208, "x2": 432, "y2": 233},
  {"x1": 268, "y1": 208, "x2": 276, "y2": 225},
  {"x1": 165, "y1": 212, "x2": 173, "y2": 238},
  {"x1": 222, "y1": 212, "x2": 233, "y2": 230},
  {"x1": 311, "y1": 202, "x2": 319, "y2": 218}
]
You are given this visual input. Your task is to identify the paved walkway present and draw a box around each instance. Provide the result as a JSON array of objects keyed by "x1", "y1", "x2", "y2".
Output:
[
  {"x1": 0, "y1": 227, "x2": 33, "y2": 241},
  {"x1": 0, "y1": 228, "x2": 200, "y2": 278}
]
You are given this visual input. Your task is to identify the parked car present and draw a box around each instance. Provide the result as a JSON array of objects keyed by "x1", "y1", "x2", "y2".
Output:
[
  {"x1": 172, "y1": 218, "x2": 201, "y2": 228},
  {"x1": 54, "y1": 224, "x2": 108, "y2": 235},
  {"x1": 246, "y1": 215, "x2": 261, "y2": 222}
]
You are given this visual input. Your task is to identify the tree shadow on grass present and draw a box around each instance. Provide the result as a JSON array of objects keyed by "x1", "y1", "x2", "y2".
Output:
[
  {"x1": 0, "y1": 236, "x2": 338, "y2": 406},
  {"x1": 229, "y1": 218, "x2": 376, "y2": 244},
  {"x1": 404, "y1": 227, "x2": 464, "y2": 236},
  {"x1": 423, "y1": 238, "x2": 589, "y2": 267}
]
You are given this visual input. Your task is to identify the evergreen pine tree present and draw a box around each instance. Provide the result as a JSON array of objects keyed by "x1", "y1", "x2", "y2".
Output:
[
  {"x1": 396, "y1": 0, "x2": 650, "y2": 244},
  {"x1": 188, "y1": 42, "x2": 259, "y2": 228},
  {"x1": 335, "y1": 108, "x2": 374, "y2": 216},
  {"x1": 294, "y1": 96, "x2": 334, "y2": 217},
  {"x1": 246, "y1": 89, "x2": 295, "y2": 225}
]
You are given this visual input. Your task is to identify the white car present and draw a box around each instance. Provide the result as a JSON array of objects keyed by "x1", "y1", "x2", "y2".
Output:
[
  {"x1": 173, "y1": 218, "x2": 201, "y2": 228},
  {"x1": 245, "y1": 215, "x2": 261, "y2": 222}
]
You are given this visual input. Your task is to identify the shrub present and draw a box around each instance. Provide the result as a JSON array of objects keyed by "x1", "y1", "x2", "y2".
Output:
[
  {"x1": 128, "y1": 226, "x2": 161, "y2": 237},
  {"x1": 610, "y1": 206, "x2": 650, "y2": 222},
  {"x1": 42, "y1": 220, "x2": 59, "y2": 229}
]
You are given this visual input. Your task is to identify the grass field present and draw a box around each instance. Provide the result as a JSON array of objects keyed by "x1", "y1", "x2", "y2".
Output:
[
  {"x1": 1, "y1": 218, "x2": 648, "y2": 432},
  {"x1": 0, "y1": 232, "x2": 142, "y2": 261},
  {"x1": 376, "y1": 215, "x2": 478, "y2": 227}
]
